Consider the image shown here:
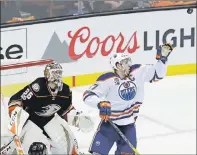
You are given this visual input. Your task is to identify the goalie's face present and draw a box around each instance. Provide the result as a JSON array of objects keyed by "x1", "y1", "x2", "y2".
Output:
[
  {"x1": 50, "y1": 69, "x2": 63, "y2": 80},
  {"x1": 47, "y1": 69, "x2": 63, "y2": 89},
  {"x1": 44, "y1": 62, "x2": 63, "y2": 91}
]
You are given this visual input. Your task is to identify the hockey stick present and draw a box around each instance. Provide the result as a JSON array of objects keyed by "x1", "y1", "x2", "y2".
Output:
[
  {"x1": 108, "y1": 120, "x2": 140, "y2": 155},
  {"x1": 1, "y1": 136, "x2": 15, "y2": 154},
  {"x1": 12, "y1": 135, "x2": 24, "y2": 155},
  {"x1": 0, "y1": 133, "x2": 24, "y2": 155}
]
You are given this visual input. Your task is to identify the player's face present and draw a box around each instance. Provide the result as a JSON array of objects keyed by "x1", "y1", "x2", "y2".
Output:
[
  {"x1": 120, "y1": 58, "x2": 132, "y2": 76},
  {"x1": 48, "y1": 69, "x2": 63, "y2": 90}
]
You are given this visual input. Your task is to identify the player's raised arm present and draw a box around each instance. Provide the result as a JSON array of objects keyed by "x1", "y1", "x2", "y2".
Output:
[{"x1": 134, "y1": 43, "x2": 174, "y2": 83}]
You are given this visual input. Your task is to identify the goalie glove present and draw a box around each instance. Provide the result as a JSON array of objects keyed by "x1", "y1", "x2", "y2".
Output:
[
  {"x1": 156, "y1": 43, "x2": 173, "y2": 64},
  {"x1": 67, "y1": 110, "x2": 95, "y2": 133}
]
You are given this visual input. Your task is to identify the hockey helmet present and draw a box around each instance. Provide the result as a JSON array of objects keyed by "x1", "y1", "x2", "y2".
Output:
[
  {"x1": 44, "y1": 61, "x2": 63, "y2": 90},
  {"x1": 109, "y1": 53, "x2": 132, "y2": 70}
]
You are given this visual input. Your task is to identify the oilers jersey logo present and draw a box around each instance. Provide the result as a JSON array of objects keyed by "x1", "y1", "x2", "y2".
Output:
[{"x1": 118, "y1": 81, "x2": 137, "y2": 101}]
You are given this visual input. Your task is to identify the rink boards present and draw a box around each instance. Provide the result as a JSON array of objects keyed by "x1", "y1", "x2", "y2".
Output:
[
  {"x1": 1, "y1": 8, "x2": 196, "y2": 97},
  {"x1": 1, "y1": 63, "x2": 196, "y2": 97}
]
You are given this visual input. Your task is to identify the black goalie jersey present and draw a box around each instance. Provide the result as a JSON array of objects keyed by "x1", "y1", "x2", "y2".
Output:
[{"x1": 8, "y1": 77, "x2": 73, "y2": 130}]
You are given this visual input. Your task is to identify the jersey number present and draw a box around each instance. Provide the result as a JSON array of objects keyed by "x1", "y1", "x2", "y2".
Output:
[{"x1": 21, "y1": 88, "x2": 33, "y2": 100}]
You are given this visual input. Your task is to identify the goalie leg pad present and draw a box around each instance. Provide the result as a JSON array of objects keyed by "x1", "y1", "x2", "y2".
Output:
[
  {"x1": 20, "y1": 120, "x2": 51, "y2": 154},
  {"x1": 44, "y1": 113, "x2": 79, "y2": 154}
]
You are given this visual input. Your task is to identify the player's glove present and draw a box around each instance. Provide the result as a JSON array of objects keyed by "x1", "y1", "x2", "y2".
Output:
[
  {"x1": 156, "y1": 43, "x2": 173, "y2": 64},
  {"x1": 97, "y1": 101, "x2": 111, "y2": 122}
]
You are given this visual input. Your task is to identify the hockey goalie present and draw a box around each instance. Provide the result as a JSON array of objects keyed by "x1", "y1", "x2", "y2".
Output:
[{"x1": 1, "y1": 61, "x2": 94, "y2": 155}]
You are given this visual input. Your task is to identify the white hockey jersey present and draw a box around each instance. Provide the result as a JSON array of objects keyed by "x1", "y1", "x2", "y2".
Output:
[{"x1": 83, "y1": 60, "x2": 167, "y2": 126}]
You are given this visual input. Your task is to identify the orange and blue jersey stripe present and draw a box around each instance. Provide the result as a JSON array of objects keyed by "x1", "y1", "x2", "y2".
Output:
[
  {"x1": 110, "y1": 102, "x2": 142, "y2": 121},
  {"x1": 96, "y1": 72, "x2": 118, "y2": 82},
  {"x1": 83, "y1": 72, "x2": 118, "y2": 101},
  {"x1": 83, "y1": 91, "x2": 98, "y2": 101},
  {"x1": 130, "y1": 64, "x2": 141, "y2": 73}
]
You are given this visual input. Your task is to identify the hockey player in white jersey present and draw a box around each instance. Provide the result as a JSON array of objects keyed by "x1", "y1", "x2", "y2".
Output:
[{"x1": 83, "y1": 43, "x2": 173, "y2": 155}]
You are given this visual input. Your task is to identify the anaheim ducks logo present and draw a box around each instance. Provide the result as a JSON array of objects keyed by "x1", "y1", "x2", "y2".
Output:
[
  {"x1": 118, "y1": 81, "x2": 137, "y2": 101},
  {"x1": 35, "y1": 104, "x2": 61, "y2": 117}
]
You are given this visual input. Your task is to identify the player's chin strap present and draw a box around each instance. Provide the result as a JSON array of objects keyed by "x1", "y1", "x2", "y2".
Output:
[{"x1": 108, "y1": 120, "x2": 140, "y2": 155}]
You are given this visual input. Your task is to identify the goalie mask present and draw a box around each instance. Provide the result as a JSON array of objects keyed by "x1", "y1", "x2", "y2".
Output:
[
  {"x1": 110, "y1": 53, "x2": 132, "y2": 76},
  {"x1": 44, "y1": 62, "x2": 63, "y2": 91}
]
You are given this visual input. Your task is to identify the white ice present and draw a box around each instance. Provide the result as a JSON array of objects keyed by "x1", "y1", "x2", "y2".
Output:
[{"x1": 71, "y1": 74, "x2": 196, "y2": 154}]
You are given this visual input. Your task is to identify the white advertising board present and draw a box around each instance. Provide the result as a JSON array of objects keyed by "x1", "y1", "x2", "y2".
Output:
[
  {"x1": 1, "y1": 28, "x2": 27, "y2": 61},
  {"x1": 1, "y1": 8, "x2": 196, "y2": 80}
]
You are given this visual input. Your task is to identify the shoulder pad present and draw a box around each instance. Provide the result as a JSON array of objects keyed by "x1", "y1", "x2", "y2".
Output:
[
  {"x1": 97, "y1": 72, "x2": 118, "y2": 82},
  {"x1": 130, "y1": 64, "x2": 141, "y2": 73},
  {"x1": 29, "y1": 77, "x2": 45, "y2": 93}
]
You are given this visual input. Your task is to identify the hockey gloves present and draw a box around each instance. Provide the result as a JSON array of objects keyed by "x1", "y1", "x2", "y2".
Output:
[
  {"x1": 156, "y1": 43, "x2": 173, "y2": 64},
  {"x1": 97, "y1": 101, "x2": 111, "y2": 122}
]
